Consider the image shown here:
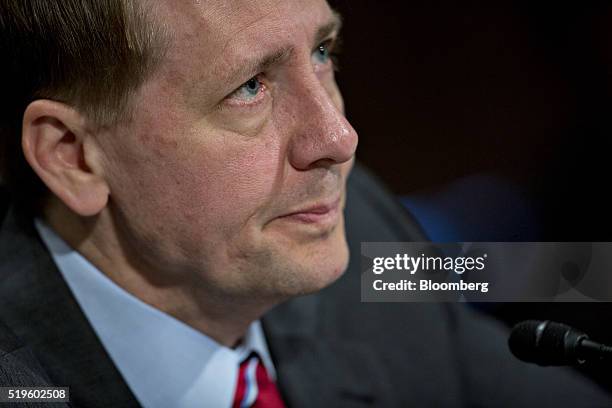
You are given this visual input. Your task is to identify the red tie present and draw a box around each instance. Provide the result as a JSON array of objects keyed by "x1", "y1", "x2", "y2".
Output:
[{"x1": 232, "y1": 353, "x2": 286, "y2": 408}]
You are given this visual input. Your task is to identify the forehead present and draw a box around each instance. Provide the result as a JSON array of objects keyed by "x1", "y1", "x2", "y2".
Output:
[
  {"x1": 159, "y1": 0, "x2": 331, "y2": 37},
  {"x1": 150, "y1": 0, "x2": 335, "y2": 90}
]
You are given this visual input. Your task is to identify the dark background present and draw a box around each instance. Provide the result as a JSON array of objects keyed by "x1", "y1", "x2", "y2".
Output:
[
  {"x1": 332, "y1": 0, "x2": 612, "y2": 241},
  {"x1": 331, "y1": 0, "x2": 612, "y2": 393}
]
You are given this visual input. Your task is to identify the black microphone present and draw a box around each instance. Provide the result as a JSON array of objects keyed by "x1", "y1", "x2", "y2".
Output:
[{"x1": 508, "y1": 320, "x2": 612, "y2": 366}]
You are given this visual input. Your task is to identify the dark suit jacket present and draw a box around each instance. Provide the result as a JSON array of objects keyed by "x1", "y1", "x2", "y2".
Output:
[{"x1": 0, "y1": 164, "x2": 610, "y2": 407}]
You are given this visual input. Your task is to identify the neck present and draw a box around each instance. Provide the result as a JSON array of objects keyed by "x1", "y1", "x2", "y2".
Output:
[{"x1": 43, "y1": 200, "x2": 273, "y2": 347}]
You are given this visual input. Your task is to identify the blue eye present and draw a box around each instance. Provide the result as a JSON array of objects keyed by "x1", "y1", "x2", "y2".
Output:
[
  {"x1": 224, "y1": 74, "x2": 268, "y2": 107},
  {"x1": 231, "y1": 76, "x2": 263, "y2": 101},
  {"x1": 314, "y1": 43, "x2": 330, "y2": 64}
]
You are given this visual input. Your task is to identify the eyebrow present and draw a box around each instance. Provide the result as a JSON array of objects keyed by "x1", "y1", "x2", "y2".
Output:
[
  {"x1": 224, "y1": 11, "x2": 343, "y2": 88},
  {"x1": 315, "y1": 11, "x2": 343, "y2": 47}
]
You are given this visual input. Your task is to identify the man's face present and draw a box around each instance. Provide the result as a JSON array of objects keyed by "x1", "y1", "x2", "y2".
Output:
[{"x1": 99, "y1": 0, "x2": 357, "y2": 300}]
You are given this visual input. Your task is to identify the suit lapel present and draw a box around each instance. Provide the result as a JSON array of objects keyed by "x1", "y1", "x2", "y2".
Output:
[
  {"x1": 1, "y1": 207, "x2": 391, "y2": 408},
  {"x1": 0, "y1": 209, "x2": 140, "y2": 407},
  {"x1": 263, "y1": 295, "x2": 396, "y2": 407}
]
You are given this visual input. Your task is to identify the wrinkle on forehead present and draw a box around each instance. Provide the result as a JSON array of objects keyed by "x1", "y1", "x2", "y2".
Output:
[
  {"x1": 220, "y1": 0, "x2": 284, "y2": 51},
  {"x1": 158, "y1": 0, "x2": 284, "y2": 43},
  {"x1": 159, "y1": 0, "x2": 331, "y2": 58},
  {"x1": 151, "y1": 0, "x2": 334, "y2": 106},
  {"x1": 155, "y1": 1, "x2": 285, "y2": 74}
]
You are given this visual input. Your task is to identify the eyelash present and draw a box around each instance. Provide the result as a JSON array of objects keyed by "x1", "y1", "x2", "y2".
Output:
[
  {"x1": 318, "y1": 37, "x2": 342, "y2": 71},
  {"x1": 223, "y1": 75, "x2": 267, "y2": 108},
  {"x1": 222, "y1": 38, "x2": 342, "y2": 109}
]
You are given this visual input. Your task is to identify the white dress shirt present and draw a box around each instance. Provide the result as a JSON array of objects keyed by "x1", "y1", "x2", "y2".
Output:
[{"x1": 35, "y1": 219, "x2": 276, "y2": 408}]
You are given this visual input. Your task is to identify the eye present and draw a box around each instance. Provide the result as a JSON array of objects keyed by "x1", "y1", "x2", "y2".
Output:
[
  {"x1": 314, "y1": 43, "x2": 331, "y2": 64},
  {"x1": 312, "y1": 39, "x2": 339, "y2": 69},
  {"x1": 226, "y1": 75, "x2": 266, "y2": 105}
]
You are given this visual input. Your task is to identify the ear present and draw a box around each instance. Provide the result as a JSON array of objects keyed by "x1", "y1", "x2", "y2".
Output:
[{"x1": 21, "y1": 100, "x2": 110, "y2": 216}]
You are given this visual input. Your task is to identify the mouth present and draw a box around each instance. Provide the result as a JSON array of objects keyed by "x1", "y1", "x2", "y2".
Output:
[{"x1": 276, "y1": 196, "x2": 342, "y2": 225}]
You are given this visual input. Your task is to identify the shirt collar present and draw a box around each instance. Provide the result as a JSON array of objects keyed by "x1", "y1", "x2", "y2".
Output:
[{"x1": 35, "y1": 218, "x2": 276, "y2": 408}]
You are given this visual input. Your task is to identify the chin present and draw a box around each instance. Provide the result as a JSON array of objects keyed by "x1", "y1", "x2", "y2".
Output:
[
  {"x1": 273, "y1": 223, "x2": 350, "y2": 297},
  {"x1": 224, "y1": 216, "x2": 350, "y2": 301}
]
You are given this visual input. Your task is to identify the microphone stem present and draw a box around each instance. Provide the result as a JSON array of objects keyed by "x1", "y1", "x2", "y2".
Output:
[{"x1": 579, "y1": 339, "x2": 612, "y2": 362}]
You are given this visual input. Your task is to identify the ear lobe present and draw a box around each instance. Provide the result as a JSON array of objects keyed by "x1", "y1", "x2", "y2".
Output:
[{"x1": 21, "y1": 100, "x2": 110, "y2": 217}]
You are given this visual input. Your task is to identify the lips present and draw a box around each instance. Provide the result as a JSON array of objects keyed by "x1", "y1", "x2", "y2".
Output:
[{"x1": 277, "y1": 197, "x2": 342, "y2": 224}]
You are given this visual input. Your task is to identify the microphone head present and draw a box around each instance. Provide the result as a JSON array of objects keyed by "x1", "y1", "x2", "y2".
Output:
[{"x1": 508, "y1": 320, "x2": 587, "y2": 366}]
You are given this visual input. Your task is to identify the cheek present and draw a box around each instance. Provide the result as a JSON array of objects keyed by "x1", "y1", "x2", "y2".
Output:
[
  {"x1": 102, "y1": 97, "x2": 287, "y2": 251},
  {"x1": 187, "y1": 141, "x2": 279, "y2": 223},
  {"x1": 144, "y1": 126, "x2": 285, "y2": 237}
]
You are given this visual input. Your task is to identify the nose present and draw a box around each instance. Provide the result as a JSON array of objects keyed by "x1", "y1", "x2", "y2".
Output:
[{"x1": 287, "y1": 79, "x2": 358, "y2": 170}]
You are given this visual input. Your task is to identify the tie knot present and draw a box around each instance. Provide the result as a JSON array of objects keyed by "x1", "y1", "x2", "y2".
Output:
[
  {"x1": 233, "y1": 352, "x2": 285, "y2": 408},
  {"x1": 239, "y1": 351, "x2": 260, "y2": 369}
]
